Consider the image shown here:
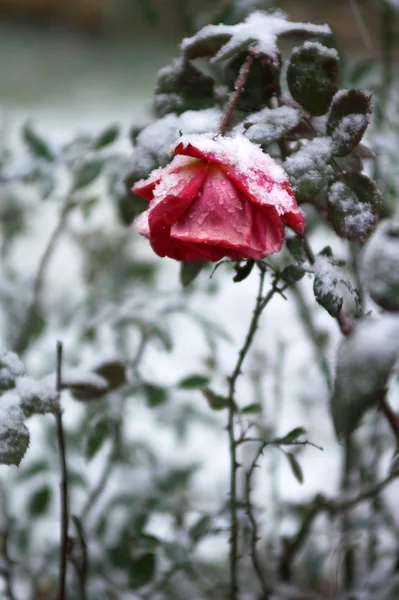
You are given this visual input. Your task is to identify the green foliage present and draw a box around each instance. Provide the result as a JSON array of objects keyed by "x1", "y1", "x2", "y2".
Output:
[
  {"x1": 28, "y1": 485, "x2": 52, "y2": 516},
  {"x1": 287, "y1": 42, "x2": 339, "y2": 116}
]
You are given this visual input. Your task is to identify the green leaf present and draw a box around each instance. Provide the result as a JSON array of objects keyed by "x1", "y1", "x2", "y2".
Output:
[
  {"x1": 180, "y1": 261, "x2": 206, "y2": 287},
  {"x1": 285, "y1": 452, "x2": 304, "y2": 484},
  {"x1": 129, "y1": 553, "x2": 156, "y2": 589},
  {"x1": 287, "y1": 42, "x2": 339, "y2": 116},
  {"x1": 327, "y1": 89, "x2": 373, "y2": 156},
  {"x1": 278, "y1": 427, "x2": 306, "y2": 444},
  {"x1": 313, "y1": 273, "x2": 343, "y2": 317},
  {"x1": 28, "y1": 485, "x2": 52, "y2": 516},
  {"x1": 201, "y1": 387, "x2": 229, "y2": 411},
  {"x1": 281, "y1": 265, "x2": 306, "y2": 285},
  {"x1": 244, "y1": 106, "x2": 301, "y2": 145},
  {"x1": 286, "y1": 236, "x2": 306, "y2": 263},
  {"x1": 108, "y1": 535, "x2": 132, "y2": 569},
  {"x1": 85, "y1": 418, "x2": 110, "y2": 461},
  {"x1": 16, "y1": 459, "x2": 48, "y2": 481},
  {"x1": 241, "y1": 403, "x2": 262, "y2": 415},
  {"x1": 189, "y1": 514, "x2": 212, "y2": 543},
  {"x1": 22, "y1": 123, "x2": 55, "y2": 162},
  {"x1": 143, "y1": 384, "x2": 168, "y2": 407},
  {"x1": 93, "y1": 124, "x2": 120, "y2": 148},
  {"x1": 73, "y1": 159, "x2": 103, "y2": 190},
  {"x1": 177, "y1": 374, "x2": 210, "y2": 389}
]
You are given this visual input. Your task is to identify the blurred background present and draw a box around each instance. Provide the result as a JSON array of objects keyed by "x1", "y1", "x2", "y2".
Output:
[{"x1": 1, "y1": 1, "x2": 399, "y2": 599}]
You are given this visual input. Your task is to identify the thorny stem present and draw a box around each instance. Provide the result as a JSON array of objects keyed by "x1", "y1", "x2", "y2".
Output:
[
  {"x1": 12, "y1": 202, "x2": 73, "y2": 355},
  {"x1": 219, "y1": 54, "x2": 254, "y2": 136},
  {"x1": 227, "y1": 267, "x2": 267, "y2": 599},
  {"x1": 54, "y1": 341, "x2": 70, "y2": 600}
]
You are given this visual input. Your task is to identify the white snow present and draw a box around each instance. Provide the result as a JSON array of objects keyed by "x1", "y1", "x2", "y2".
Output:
[
  {"x1": 16, "y1": 376, "x2": 57, "y2": 414},
  {"x1": 328, "y1": 180, "x2": 376, "y2": 239},
  {"x1": 0, "y1": 350, "x2": 25, "y2": 387},
  {"x1": 181, "y1": 11, "x2": 331, "y2": 67},
  {"x1": 242, "y1": 105, "x2": 301, "y2": 144},
  {"x1": 297, "y1": 40, "x2": 339, "y2": 60},
  {"x1": 171, "y1": 132, "x2": 297, "y2": 213},
  {"x1": 284, "y1": 137, "x2": 333, "y2": 193}
]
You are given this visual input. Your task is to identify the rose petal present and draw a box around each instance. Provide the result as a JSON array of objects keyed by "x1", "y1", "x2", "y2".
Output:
[
  {"x1": 170, "y1": 166, "x2": 284, "y2": 259},
  {"x1": 173, "y1": 133, "x2": 304, "y2": 230},
  {"x1": 149, "y1": 226, "x2": 226, "y2": 261},
  {"x1": 134, "y1": 211, "x2": 150, "y2": 238},
  {"x1": 148, "y1": 161, "x2": 208, "y2": 232},
  {"x1": 132, "y1": 155, "x2": 198, "y2": 201}
]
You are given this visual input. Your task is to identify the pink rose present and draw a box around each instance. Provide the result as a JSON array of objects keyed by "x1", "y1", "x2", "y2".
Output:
[{"x1": 133, "y1": 133, "x2": 304, "y2": 262}]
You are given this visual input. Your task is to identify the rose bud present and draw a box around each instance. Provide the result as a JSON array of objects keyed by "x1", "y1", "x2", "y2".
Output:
[{"x1": 132, "y1": 133, "x2": 304, "y2": 261}]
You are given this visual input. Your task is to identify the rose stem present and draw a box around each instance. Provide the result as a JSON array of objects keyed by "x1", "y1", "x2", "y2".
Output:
[
  {"x1": 219, "y1": 53, "x2": 254, "y2": 136},
  {"x1": 54, "y1": 341, "x2": 70, "y2": 600}
]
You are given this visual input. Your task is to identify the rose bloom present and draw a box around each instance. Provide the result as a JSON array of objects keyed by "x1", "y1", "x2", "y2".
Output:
[{"x1": 133, "y1": 133, "x2": 304, "y2": 261}]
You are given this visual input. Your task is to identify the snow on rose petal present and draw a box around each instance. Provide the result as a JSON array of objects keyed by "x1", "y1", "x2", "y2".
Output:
[{"x1": 132, "y1": 133, "x2": 305, "y2": 262}]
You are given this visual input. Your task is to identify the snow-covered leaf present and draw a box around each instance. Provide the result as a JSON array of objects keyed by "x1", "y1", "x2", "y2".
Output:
[
  {"x1": 181, "y1": 11, "x2": 331, "y2": 68},
  {"x1": 61, "y1": 368, "x2": 109, "y2": 402},
  {"x1": 281, "y1": 264, "x2": 306, "y2": 285},
  {"x1": 287, "y1": 41, "x2": 339, "y2": 116},
  {"x1": 362, "y1": 218, "x2": 399, "y2": 312},
  {"x1": 17, "y1": 376, "x2": 58, "y2": 416},
  {"x1": 313, "y1": 248, "x2": 359, "y2": 317},
  {"x1": 332, "y1": 315, "x2": 399, "y2": 437},
  {"x1": 327, "y1": 89, "x2": 372, "y2": 156},
  {"x1": 154, "y1": 59, "x2": 214, "y2": 117},
  {"x1": 243, "y1": 105, "x2": 301, "y2": 144},
  {"x1": 0, "y1": 391, "x2": 30, "y2": 466},
  {"x1": 284, "y1": 137, "x2": 333, "y2": 203},
  {"x1": 327, "y1": 174, "x2": 382, "y2": 242},
  {"x1": 0, "y1": 350, "x2": 25, "y2": 392}
]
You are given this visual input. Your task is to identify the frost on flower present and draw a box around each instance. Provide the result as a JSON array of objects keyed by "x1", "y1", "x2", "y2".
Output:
[
  {"x1": 0, "y1": 391, "x2": 30, "y2": 466},
  {"x1": 181, "y1": 11, "x2": 331, "y2": 67},
  {"x1": 133, "y1": 133, "x2": 304, "y2": 262}
]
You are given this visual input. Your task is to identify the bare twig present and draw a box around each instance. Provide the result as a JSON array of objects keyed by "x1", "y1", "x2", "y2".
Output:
[
  {"x1": 13, "y1": 202, "x2": 73, "y2": 355},
  {"x1": 80, "y1": 423, "x2": 119, "y2": 522},
  {"x1": 70, "y1": 516, "x2": 88, "y2": 600},
  {"x1": 0, "y1": 484, "x2": 17, "y2": 600},
  {"x1": 244, "y1": 443, "x2": 271, "y2": 598},
  {"x1": 280, "y1": 471, "x2": 398, "y2": 580},
  {"x1": 235, "y1": 436, "x2": 323, "y2": 452},
  {"x1": 219, "y1": 53, "x2": 254, "y2": 136},
  {"x1": 54, "y1": 341, "x2": 69, "y2": 600}
]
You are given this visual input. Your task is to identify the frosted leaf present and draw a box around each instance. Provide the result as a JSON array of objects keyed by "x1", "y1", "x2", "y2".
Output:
[
  {"x1": 332, "y1": 315, "x2": 399, "y2": 437},
  {"x1": 242, "y1": 106, "x2": 301, "y2": 144},
  {"x1": 284, "y1": 137, "x2": 333, "y2": 203},
  {"x1": 17, "y1": 376, "x2": 58, "y2": 416},
  {"x1": 362, "y1": 218, "x2": 399, "y2": 311},
  {"x1": 327, "y1": 175, "x2": 380, "y2": 242},
  {"x1": 287, "y1": 41, "x2": 339, "y2": 116},
  {"x1": 181, "y1": 11, "x2": 331, "y2": 68},
  {"x1": 313, "y1": 248, "x2": 360, "y2": 317},
  {"x1": 0, "y1": 350, "x2": 25, "y2": 392},
  {"x1": 0, "y1": 391, "x2": 30, "y2": 466},
  {"x1": 327, "y1": 89, "x2": 372, "y2": 156},
  {"x1": 61, "y1": 368, "x2": 109, "y2": 402}
]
